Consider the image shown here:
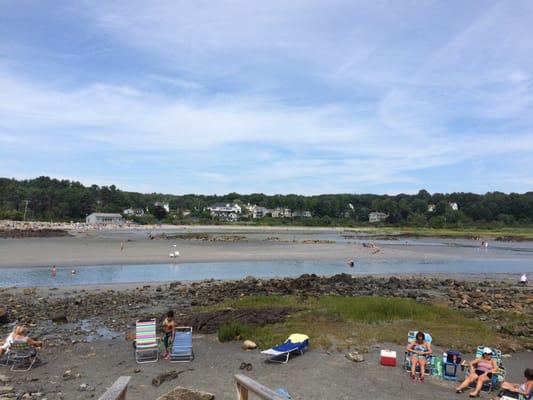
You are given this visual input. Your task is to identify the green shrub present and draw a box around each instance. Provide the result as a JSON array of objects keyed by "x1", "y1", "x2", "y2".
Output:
[{"x1": 217, "y1": 321, "x2": 255, "y2": 342}]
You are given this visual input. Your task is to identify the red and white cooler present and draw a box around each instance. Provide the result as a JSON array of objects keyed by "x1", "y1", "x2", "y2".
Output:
[{"x1": 380, "y1": 349, "x2": 397, "y2": 366}]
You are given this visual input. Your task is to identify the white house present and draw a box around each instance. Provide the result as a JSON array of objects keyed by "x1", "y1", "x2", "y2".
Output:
[
  {"x1": 206, "y1": 203, "x2": 242, "y2": 221},
  {"x1": 271, "y1": 208, "x2": 292, "y2": 218},
  {"x1": 449, "y1": 202, "x2": 459, "y2": 211},
  {"x1": 368, "y1": 212, "x2": 389, "y2": 223},
  {"x1": 427, "y1": 204, "x2": 436, "y2": 213},
  {"x1": 86, "y1": 213, "x2": 124, "y2": 225},
  {"x1": 123, "y1": 208, "x2": 145, "y2": 217},
  {"x1": 245, "y1": 204, "x2": 269, "y2": 219},
  {"x1": 292, "y1": 210, "x2": 312, "y2": 218}
]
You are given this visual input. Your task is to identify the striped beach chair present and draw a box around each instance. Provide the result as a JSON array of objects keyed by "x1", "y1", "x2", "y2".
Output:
[
  {"x1": 9, "y1": 340, "x2": 38, "y2": 372},
  {"x1": 135, "y1": 319, "x2": 159, "y2": 364}
]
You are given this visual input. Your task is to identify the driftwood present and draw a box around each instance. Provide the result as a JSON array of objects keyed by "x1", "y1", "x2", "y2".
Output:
[{"x1": 152, "y1": 369, "x2": 194, "y2": 387}]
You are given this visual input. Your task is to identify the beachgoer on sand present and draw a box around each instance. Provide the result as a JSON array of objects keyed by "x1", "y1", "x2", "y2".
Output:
[
  {"x1": 9, "y1": 325, "x2": 43, "y2": 357},
  {"x1": 406, "y1": 331, "x2": 432, "y2": 382},
  {"x1": 51, "y1": 265, "x2": 56, "y2": 277},
  {"x1": 455, "y1": 347, "x2": 498, "y2": 397},
  {"x1": 495, "y1": 368, "x2": 533, "y2": 399},
  {"x1": 347, "y1": 259, "x2": 355, "y2": 268},
  {"x1": 520, "y1": 273, "x2": 528, "y2": 285},
  {"x1": 162, "y1": 310, "x2": 176, "y2": 360},
  {"x1": 120, "y1": 242, "x2": 124, "y2": 252}
]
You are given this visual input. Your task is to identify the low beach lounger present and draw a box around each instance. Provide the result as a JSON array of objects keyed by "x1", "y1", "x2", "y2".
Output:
[
  {"x1": 9, "y1": 340, "x2": 38, "y2": 372},
  {"x1": 261, "y1": 334, "x2": 309, "y2": 364},
  {"x1": 170, "y1": 326, "x2": 194, "y2": 362},
  {"x1": 134, "y1": 319, "x2": 159, "y2": 364}
]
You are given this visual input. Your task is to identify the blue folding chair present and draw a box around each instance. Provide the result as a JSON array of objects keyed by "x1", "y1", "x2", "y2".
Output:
[
  {"x1": 170, "y1": 327, "x2": 194, "y2": 362},
  {"x1": 404, "y1": 331, "x2": 433, "y2": 375}
]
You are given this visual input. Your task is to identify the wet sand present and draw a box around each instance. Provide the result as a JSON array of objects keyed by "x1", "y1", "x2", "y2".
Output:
[{"x1": 1, "y1": 226, "x2": 531, "y2": 269}]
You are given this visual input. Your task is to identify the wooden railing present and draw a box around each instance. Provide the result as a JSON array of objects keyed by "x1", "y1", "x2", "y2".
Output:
[
  {"x1": 98, "y1": 376, "x2": 131, "y2": 400},
  {"x1": 234, "y1": 374, "x2": 287, "y2": 400}
]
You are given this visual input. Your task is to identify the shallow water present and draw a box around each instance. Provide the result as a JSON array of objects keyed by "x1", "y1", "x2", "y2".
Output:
[{"x1": 1, "y1": 259, "x2": 532, "y2": 287}]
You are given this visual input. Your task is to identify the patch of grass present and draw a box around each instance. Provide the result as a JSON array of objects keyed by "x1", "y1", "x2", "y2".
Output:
[{"x1": 211, "y1": 295, "x2": 507, "y2": 352}]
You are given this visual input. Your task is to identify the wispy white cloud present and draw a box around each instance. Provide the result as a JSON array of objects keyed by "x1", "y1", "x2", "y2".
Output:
[{"x1": 1, "y1": 0, "x2": 533, "y2": 194}]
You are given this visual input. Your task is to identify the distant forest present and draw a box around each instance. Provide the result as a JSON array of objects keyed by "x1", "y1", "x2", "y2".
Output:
[{"x1": 1, "y1": 176, "x2": 533, "y2": 227}]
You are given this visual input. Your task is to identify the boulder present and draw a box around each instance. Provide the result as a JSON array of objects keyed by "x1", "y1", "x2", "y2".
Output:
[
  {"x1": 345, "y1": 351, "x2": 365, "y2": 362},
  {"x1": 242, "y1": 340, "x2": 257, "y2": 350},
  {"x1": 157, "y1": 387, "x2": 215, "y2": 400},
  {"x1": 0, "y1": 306, "x2": 8, "y2": 324},
  {"x1": 51, "y1": 311, "x2": 67, "y2": 323}
]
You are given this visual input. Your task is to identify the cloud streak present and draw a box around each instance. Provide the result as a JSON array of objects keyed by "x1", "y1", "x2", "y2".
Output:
[{"x1": 0, "y1": 0, "x2": 532, "y2": 194}]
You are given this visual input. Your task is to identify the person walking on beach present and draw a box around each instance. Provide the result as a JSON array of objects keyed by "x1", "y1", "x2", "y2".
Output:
[
  {"x1": 51, "y1": 265, "x2": 56, "y2": 277},
  {"x1": 120, "y1": 241, "x2": 124, "y2": 252},
  {"x1": 161, "y1": 311, "x2": 176, "y2": 360}
]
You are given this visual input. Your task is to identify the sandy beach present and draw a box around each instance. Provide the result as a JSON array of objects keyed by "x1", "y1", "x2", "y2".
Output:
[{"x1": 1, "y1": 226, "x2": 531, "y2": 269}]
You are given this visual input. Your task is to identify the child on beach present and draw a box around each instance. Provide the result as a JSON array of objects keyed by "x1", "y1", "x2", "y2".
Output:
[{"x1": 162, "y1": 310, "x2": 176, "y2": 360}]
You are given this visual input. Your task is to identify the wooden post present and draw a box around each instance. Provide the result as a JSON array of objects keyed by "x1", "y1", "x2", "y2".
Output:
[
  {"x1": 98, "y1": 376, "x2": 131, "y2": 400},
  {"x1": 234, "y1": 374, "x2": 286, "y2": 400}
]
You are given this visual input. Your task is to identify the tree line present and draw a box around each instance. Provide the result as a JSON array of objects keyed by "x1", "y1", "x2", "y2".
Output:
[{"x1": 1, "y1": 176, "x2": 533, "y2": 227}]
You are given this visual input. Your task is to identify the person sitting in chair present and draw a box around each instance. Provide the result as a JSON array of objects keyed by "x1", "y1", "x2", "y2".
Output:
[
  {"x1": 455, "y1": 347, "x2": 498, "y2": 397},
  {"x1": 406, "y1": 331, "x2": 432, "y2": 381},
  {"x1": 11, "y1": 325, "x2": 43, "y2": 355},
  {"x1": 496, "y1": 368, "x2": 533, "y2": 399}
]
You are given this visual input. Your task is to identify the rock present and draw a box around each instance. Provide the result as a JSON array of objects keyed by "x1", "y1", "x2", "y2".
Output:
[
  {"x1": 0, "y1": 307, "x2": 9, "y2": 325},
  {"x1": 62, "y1": 370, "x2": 74, "y2": 381},
  {"x1": 345, "y1": 351, "x2": 364, "y2": 362},
  {"x1": 157, "y1": 386, "x2": 215, "y2": 400},
  {"x1": 0, "y1": 387, "x2": 14, "y2": 395},
  {"x1": 480, "y1": 304, "x2": 492, "y2": 313},
  {"x1": 51, "y1": 311, "x2": 67, "y2": 323},
  {"x1": 242, "y1": 340, "x2": 257, "y2": 350},
  {"x1": 78, "y1": 383, "x2": 93, "y2": 391}
]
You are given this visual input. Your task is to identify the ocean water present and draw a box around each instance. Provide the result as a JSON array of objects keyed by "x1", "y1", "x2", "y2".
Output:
[{"x1": 0, "y1": 259, "x2": 531, "y2": 287}]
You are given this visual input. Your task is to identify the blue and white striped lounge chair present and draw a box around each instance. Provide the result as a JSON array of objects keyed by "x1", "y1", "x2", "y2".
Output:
[
  {"x1": 170, "y1": 326, "x2": 194, "y2": 362},
  {"x1": 261, "y1": 334, "x2": 309, "y2": 364},
  {"x1": 135, "y1": 319, "x2": 159, "y2": 364}
]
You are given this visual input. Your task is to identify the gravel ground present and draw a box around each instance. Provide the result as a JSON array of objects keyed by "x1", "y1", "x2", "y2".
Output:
[{"x1": 3, "y1": 336, "x2": 531, "y2": 399}]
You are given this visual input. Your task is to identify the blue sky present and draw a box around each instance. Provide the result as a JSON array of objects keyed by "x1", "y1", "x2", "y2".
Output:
[{"x1": 1, "y1": 0, "x2": 533, "y2": 195}]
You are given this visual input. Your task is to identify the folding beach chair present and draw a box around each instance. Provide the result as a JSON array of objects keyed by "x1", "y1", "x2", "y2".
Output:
[
  {"x1": 261, "y1": 333, "x2": 309, "y2": 364},
  {"x1": 134, "y1": 319, "x2": 159, "y2": 364},
  {"x1": 8, "y1": 340, "x2": 38, "y2": 372},
  {"x1": 467, "y1": 346, "x2": 506, "y2": 392},
  {"x1": 170, "y1": 326, "x2": 194, "y2": 362},
  {"x1": 404, "y1": 331, "x2": 433, "y2": 375}
]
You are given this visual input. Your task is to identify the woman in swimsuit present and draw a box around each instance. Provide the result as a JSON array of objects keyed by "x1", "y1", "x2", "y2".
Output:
[
  {"x1": 455, "y1": 347, "x2": 498, "y2": 397},
  {"x1": 406, "y1": 331, "x2": 432, "y2": 381},
  {"x1": 497, "y1": 368, "x2": 533, "y2": 399}
]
